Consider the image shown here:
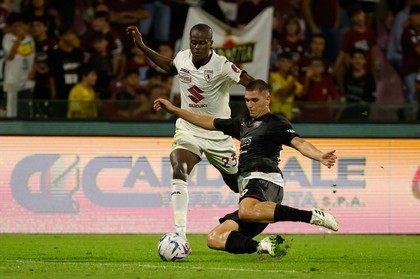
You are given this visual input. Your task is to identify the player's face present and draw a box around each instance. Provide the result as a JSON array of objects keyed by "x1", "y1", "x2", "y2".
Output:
[
  {"x1": 244, "y1": 89, "x2": 270, "y2": 119},
  {"x1": 189, "y1": 30, "x2": 212, "y2": 63}
]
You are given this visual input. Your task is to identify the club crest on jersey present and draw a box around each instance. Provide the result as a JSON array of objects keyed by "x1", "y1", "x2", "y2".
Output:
[{"x1": 204, "y1": 70, "x2": 213, "y2": 82}]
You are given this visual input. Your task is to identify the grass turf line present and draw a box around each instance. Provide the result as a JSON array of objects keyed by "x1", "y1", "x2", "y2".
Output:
[{"x1": 0, "y1": 234, "x2": 419, "y2": 279}]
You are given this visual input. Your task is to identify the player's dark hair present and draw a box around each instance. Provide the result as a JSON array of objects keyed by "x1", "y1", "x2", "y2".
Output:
[
  {"x1": 246, "y1": 79, "x2": 269, "y2": 95},
  {"x1": 190, "y1": 24, "x2": 213, "y2": 39}
]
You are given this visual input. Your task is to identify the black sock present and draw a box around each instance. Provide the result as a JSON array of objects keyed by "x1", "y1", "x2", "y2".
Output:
[
  {"x1": 273, "y1": 204, "x2": 312, "y2": 223},
  {"x1": 225, "y1": 231, "x2": 259, "y2": 254}
]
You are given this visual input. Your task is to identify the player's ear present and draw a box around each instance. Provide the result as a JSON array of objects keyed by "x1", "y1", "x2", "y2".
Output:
[{"x1": 210, "y1": 40, "x2": 213, "y2": 47}]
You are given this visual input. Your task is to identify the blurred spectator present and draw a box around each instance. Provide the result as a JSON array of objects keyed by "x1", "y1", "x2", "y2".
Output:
[
  {"x1": 49, "y1": 0, "x2": 76, "y2": 32},
  {"x1": 31, "y1": 15, "x2": 58, "y2": 118},
  {"x1": 109, "y1": 69, "x2": 145, "y2": 100},
  {"x1": 154, "y1": 41, "x2": 174, "y2": 73},
  {"x1": 125, "y1": 45, "x2": 153, "y2": 82},
  {"x1": 237, "y1": 0, "x2": 277, "y2": 30},
  {"x1": 3, "y1": 13, "x2": 35, "y2": 118},
  {"x1": 0, "y1": 0, "x2": 11, "y2": 29},
  {"x1": 269, "y1": 52, "x2": 303, "y2": 120},
  {"x1": 48, "y1": 27, "x2": 84, "y2": 118},
  {"x1": 302, "y1": 0, "x2": 340, "y2": 62},
  {"x1": 86, "y1": 31, "x2": 115, "y2": 99},
  {"x1": 387, "y1": 0, "x2": 420, "y2": 73},
  {"x1": 67, "y1": 64, "x2": 99, "y2": 118},
  {"x1": 414, "y1": 69, "x2": 420, "y2": 120},
  {"x1": 21, "y1": 0, "x2": 59, "y2": 36},
  {"x1": 357, "y1": 0, "x2": 379, "y2": 28},
  {"x1": 144, "y1": 67, "x2": 170, "y2": 90},
  {"x1": 201, "y1": 0, "x2": 235, "y2": 26},
  {"x1": 401, "y1": 4, "x2": 420, "y2": 119},
  {"x1": 299, "y1": 57, "x2": 338, "y2": 121},
  {"x1": 139, "y1": 0, "x2": 171, "y2": 44},
  {"x1": 272, "y1": 14, "x2": 307, "y2": 75},
  {"x1": 299, "y1": 34, "x2": 332, "y2": 77},
  {"x1": 340, "y1": 49, "x2": 376, "y2": 120},
  {"x1": 334, "y1": 3, "x2": 376, "y2": 96},
  {"x1": 82, "y1": 11, "x2": 123, "y2": 77},
  {"x1": 103, "y1": 69, "x2": 148, "y2": 119},
  {"x1": 104, "y1": 0, "x2": 148, "y2": 50},
  {"x1": 104, "y1": 90, "x2": 135, "y2": 120},
  {"x1": 142, "y1": 83, "x2": 169, "y2": 120},
  {"x1": 156, "y1": 41, "x2": 174, "y2": 59},
  {"x1": 0, "y1": 27, "x2": 6, "y2": 111}
]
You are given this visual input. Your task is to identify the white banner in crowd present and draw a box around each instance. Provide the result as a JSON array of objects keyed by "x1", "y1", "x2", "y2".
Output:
[{"x1": 171, "y1": 6, "x2": 273, "y2": 97}]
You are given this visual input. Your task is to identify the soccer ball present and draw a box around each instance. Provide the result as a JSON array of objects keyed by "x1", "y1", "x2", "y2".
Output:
[{"x1": 157, "y1": 233, "x2": 190, "y2": 262}]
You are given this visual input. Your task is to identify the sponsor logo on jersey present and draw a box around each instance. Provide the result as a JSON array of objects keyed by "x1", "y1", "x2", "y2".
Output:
[
  {"x1": 180, "y1": 68, "x2": 190, "y2": 74},
  {"x1": 204, "y1": 70, "x2": 213, "y2": 82},
  {"x1": 187, "y1": 85, "x2": 204, "y2": 103},
  {"x1": 179, "y1": 72, "x2": 192, "y2": 83},
  {"x1": 189, "y1": 103, "x2": 208, "y2": 108}
]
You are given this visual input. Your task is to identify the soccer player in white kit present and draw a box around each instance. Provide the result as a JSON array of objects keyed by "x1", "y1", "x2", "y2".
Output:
[{"x1": 126, "y1": 23, "x2": 254, "y2": 239}]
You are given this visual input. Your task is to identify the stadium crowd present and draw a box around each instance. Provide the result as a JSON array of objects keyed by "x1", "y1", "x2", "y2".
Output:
[{"x1": 0, "y1": 0, "x2": 418, "y2": 122}]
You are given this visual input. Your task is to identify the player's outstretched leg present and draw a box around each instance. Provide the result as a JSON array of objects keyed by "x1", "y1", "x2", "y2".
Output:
[
  {"x1": 257, "y1": 235, "x2": 284, "y2": 257},
  {"x1": 310, "y1": 208, "x2": 339, "y2": 231}
]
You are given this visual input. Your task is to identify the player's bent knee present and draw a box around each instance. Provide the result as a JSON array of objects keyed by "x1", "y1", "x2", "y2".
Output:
[{"x1": 207, "y1": 231, "x2": 224, "y2": 250}]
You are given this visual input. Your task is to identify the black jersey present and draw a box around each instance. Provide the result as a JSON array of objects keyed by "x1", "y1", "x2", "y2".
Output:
[{"x1": 214, "y1": 113, "x2": 299, "y2": 175}]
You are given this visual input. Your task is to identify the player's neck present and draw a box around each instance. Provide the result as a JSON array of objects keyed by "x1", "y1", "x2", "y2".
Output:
[{"x1": 192, "y1": 50, "x2": 212, "y2": 68}]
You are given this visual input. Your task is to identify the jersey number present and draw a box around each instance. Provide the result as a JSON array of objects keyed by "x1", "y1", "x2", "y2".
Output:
[{"x1": 222, "y1": 153, "x2": 238, "y2": 168}]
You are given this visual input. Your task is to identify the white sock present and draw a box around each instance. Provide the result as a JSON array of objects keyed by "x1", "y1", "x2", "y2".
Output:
[{"x1": 171, "y1": 179, "x2": 188, "y2": 237}]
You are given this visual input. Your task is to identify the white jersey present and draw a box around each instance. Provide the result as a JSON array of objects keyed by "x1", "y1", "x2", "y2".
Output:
[
  {"x1": 2, "y1": 33, "x2": 35, "y2": 92},
  {"x1": 173, "y1": 49, "x2": 242, "y2": 139}
]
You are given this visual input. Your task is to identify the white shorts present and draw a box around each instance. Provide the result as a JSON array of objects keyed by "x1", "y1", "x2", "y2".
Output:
[{"x1": 171, "y1": 129, "x2": 238, "y2": 174}]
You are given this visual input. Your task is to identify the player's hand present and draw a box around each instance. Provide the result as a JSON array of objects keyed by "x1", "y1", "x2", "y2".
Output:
[
  {"x1": 126, "y1": 25, "x2": 144, "y2": 48},
  {"x1": 153, "y1": 98, "x2": 176, "y2": 113},
  {"x1": 320, "y1": 150, "x2": 337, "y2": 168}
]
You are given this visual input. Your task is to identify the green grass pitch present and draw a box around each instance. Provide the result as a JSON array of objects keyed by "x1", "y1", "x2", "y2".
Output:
[{"x1": 0, "y1": 234, "x2": 419, "y2": 279}]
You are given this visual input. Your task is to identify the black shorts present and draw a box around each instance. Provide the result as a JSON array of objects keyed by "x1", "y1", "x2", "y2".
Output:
[
  {"x1": 219, "y1": 179, "x2": 284, "y2": 238},
  {"x1": 239, "y1": 178, "x2": 284, "y2": 204}
]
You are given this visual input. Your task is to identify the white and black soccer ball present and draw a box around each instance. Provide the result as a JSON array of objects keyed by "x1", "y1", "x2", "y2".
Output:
[{"x1": 157, "y1": 233, "x2": 190, "y2": 262}]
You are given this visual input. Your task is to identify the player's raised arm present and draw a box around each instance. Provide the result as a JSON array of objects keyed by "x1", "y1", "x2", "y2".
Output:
[
  {"x1": 126, "y1": 25, "x2": 176, "y2": 74},
  {"x1": 290, "y1": 136, "x2": 337, "y2": 168},
  {"x1": 154, "y1": 98, "x2": 217, "y2": 130}
]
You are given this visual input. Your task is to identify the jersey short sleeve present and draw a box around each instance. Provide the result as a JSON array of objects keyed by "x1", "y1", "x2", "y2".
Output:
[
  {"x1": 267, "y1": 116, "x2": 299, "y2": 146},
  {"x1": 214, "y1": 116, "x2": 242, "y2": 140}
]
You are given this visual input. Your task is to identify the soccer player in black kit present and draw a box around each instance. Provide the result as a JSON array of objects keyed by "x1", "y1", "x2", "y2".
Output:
[{"x1": 154, "y1": 79, "x2": 339, "y2": 256}]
